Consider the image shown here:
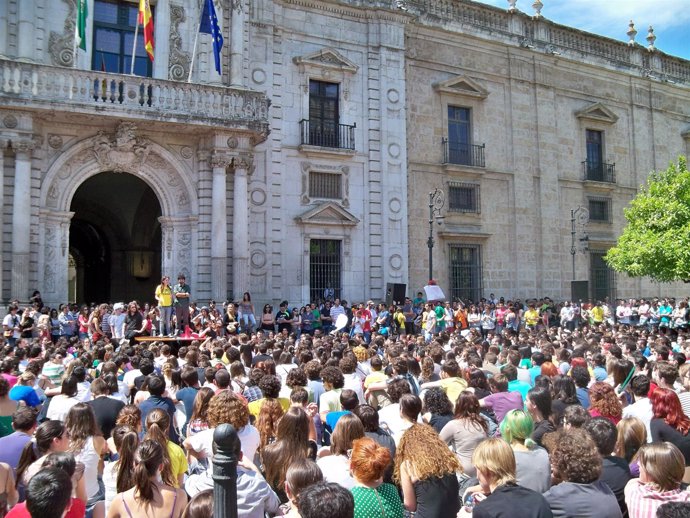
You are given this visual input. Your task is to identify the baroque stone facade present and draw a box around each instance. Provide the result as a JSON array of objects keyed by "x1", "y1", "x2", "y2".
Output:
[{"x1": 0, "y1": 0, "x2": 689, "y2": 307}]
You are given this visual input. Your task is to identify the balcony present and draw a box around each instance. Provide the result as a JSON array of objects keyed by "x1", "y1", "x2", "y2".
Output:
[
  {"x1": 582, "y1": 160, "x2": 616, "y2": 183},
  {"x1": 298, "y1": 119, "x2": 356, "y2": 158},
  {"x1": 0, "y1": 59, "x2": 270, "y2": 136},
  {"x1": 442, "y1": 139, "x2": 486, "y2": 168}
]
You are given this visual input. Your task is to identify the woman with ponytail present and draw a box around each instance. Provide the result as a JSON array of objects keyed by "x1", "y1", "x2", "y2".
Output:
[
  {"x1": 499, "y1": 409, "x2": 551, "y2": 493},
  {"x1": 105, "y1": 440, "x2": 186, "y2": 518},
  {"x1": 102, "y1": 426, "x2": 139, "y2": 515},
  {"x1": 144, "y1": 409, "x2": 187, "y2": 488},
  {"x1": 16, "y1": 420, "x2": 70, "y2": 490}
]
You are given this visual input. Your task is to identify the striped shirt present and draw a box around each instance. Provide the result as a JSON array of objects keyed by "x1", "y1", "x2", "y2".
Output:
[{"x1": 624, "y1": 478, "x2": 690, "y2": 518}]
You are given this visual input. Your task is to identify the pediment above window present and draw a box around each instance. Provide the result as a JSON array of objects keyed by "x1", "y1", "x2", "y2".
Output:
[
  {"x1": 433, "y1": 75, "x2": 489, "y2": 100},
  {"x1": 575, "y1": 102, "x2": 619, "y2": 124},
  {"x1": 296, "y1": 202, "x2": 359, "y2": 227},
  {"x1": 293, "y1": 48, "x2": 359, "y2": 74}
]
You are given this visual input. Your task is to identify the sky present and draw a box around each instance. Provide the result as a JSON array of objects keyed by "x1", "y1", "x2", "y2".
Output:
[{"x1": 473, "y1": 0, "x2": 690, "y2": 60}]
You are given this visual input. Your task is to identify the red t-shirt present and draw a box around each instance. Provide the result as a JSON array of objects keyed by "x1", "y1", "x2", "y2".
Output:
[{"x1": 7, "y1": 498, "x2": 86, "y2": 518}]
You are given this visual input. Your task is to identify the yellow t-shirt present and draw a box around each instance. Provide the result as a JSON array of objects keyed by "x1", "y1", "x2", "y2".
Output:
[
  {"x1": 248, "y1": 397, "x2": 291, "y2": 419},
  {"x1": 591, "y1": 306, "x2": 604, "y2": 322},
  {"x1": 524, "y1": 309, "x2": 540, "y2": 326},
  {"x1": 167, "y1": 441, "x2": 188, "y2": 487},
  {"x1": 155, "y1": 284, "x2": 173, "y2": 307},
  {"x1": 440, "y1": 377, "x2": 468, "y2": 405},
  {"x1": 364, "y1": 371, "x2": 387, "y2": 389}
]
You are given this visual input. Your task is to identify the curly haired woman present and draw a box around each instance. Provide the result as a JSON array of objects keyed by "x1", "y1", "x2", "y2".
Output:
[
  {"x1": 543, "y1": 428, "x2": 622, "y2": 517},
  {"x1": 394, "y1": 423, "x2": 461, "y2": 518},
  {"x1": 183, "y1": 391, "x2": 259, "y2": 470},
  {"x1": 589, "y1": 382, "x2": 623, "y2": 425}
]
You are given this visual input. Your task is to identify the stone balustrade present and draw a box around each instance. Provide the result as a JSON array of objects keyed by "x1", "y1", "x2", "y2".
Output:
[
  {"x1": 0, "y1": 59, "x2": 270, "y2": 136},
  {"x1": 404, "y1": 0, "x2": 690, "y2": 84}
]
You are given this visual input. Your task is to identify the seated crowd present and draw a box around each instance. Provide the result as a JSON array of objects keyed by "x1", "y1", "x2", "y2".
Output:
[{"x1": 1, "y1": 294, "x2": 690, "y2": 517}]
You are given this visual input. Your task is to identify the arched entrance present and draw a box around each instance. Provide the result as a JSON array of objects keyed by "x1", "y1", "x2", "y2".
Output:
[
  {"x1": 39, "y1": 124, "x2": 199, "y2": 307},
  {"x1": 69, "y1": 172, "x2": 162, "y2": 304}
]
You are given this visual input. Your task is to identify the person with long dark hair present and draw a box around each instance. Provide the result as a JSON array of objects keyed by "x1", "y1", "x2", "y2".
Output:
[
  {"x1": 105, "y1": 440, "x2": 186, "y2": 518},
  {"x1": 526, "y1": 385, "x2": 555, "y2": 447},
  {"x1": 550, "y1": 375, "x2": 581, "y2": 425},
  {"x1": 439, "y1": 391, "x2": 488, "y2": 477},
  {"x1": 238, "y1": 292, "x2": 256, "y2": 333},
  {"x1": 103, "y1": 426, "x2": 138, "y2": 516}
]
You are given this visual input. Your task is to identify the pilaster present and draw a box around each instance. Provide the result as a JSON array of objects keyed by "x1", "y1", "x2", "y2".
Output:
[
  {"x1": 232, "y1": 152, "x2": 252, "y2": 298},
  {"x1": 38, "y1": 210, "x2": 74, "y2": 307}
]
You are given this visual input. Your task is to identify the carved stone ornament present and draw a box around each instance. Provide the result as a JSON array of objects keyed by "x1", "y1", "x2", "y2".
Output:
[
  {"x1": 227, "y1": 136, "x2": 239, "y2": 149},
  {"x1": 236, "y1": 153, "x2": 254, "y2": 173},
  {"x1": 49, "y1": 0, "x2": 77, "y2": 67},
  {"x1": 210, "y1": 152, "x2": 232, "y2": 169},
  {"x1": 168, "y1": 4, "x2": 192, "y2": 81},
  {"x1": 232, "y1": 0, "x2": 243, "y2": 14},
  {"x1": 13, "y1": 137, "x2": 41, "y2": 154},
  {"x1": 3, "y1": 115, "x2": 18, "y2": 129},
  {"x1": 92, "y1": 122, "x2": 151, "y2": 172},
  {"x1": 48, "y1": 135, "x2": 64, "y2": 150}
]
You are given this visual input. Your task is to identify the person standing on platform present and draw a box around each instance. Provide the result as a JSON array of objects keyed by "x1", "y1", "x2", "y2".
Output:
[
  {"x1": 155, "y1": 276, "x2": 174, "y2": 336},
  {"x1": 173, "y1": 274, "x2": 191, "y2": 335}
]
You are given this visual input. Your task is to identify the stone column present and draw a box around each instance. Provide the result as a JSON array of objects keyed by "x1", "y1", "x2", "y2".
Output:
[
  {"x1": 159, "y1": 217, "x2": 175, "y2": 278},
  {"x1": 0, "y1": 140, "x2": 6, "y2": 300},
  {"x1": 229, "y1": 0, "x2": 244, "y2": 87},
  {"x1": 11, "y1": 139, "x2": 36, "y2": 301},
  {"x1": 210, "y1": 152, "x2": 231, "y2": 301},
  {"x1": 17, "y1": 0, "x2": 36, "y2": 60},
  {"x1": 232, "y1": 154, "x2": 252, "y2": 298},
  {"x1": 39, "y1": 211, "x2": 74, "y2": 307}
]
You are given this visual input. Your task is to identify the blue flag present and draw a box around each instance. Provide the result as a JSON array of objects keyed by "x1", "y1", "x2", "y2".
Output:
[{"x1": 200, "y1": 0, "x2": 223, "y2": 74}]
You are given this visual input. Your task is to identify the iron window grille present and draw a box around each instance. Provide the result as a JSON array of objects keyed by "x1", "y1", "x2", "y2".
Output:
[
  {"x1": 309, "y1": 171, "x2": 343, "y2": 200},
  {"x1": 590, "y1": 250, "x2": 616, "y2": 301},
  {"x1": 449, "y1": 244, "x2": 482, "y2": 302},
  {"x1": 309, "y1": 239, "x2": 342, "y2": 303},
  {"x1": 588, "y1": 197, "x2": 612, "y2": 222},
  {"x1": 448, "y1": 182, "x2": 480, "y2": 213}
]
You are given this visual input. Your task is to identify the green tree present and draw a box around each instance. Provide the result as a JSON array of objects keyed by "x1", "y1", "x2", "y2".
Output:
[{"x1": 606, "y1": 157, "x2": 690, "y2": 282}]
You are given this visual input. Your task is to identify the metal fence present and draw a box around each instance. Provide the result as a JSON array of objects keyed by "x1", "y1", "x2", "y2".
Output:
[
  {"x1": 449, "y1": 244, "x2": 482, "y2": 302},
  {"x1": 442, "y1": 139, "x2": 486, "y2": 168},
  {"x1": 300, "y1": 120, "x2": 356, "y2": 150},
  {"x1": 309, "y1": 239, "x2": 342, "y2": 303}
]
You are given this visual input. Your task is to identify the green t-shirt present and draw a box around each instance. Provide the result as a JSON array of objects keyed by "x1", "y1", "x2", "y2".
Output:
[
  {"x1": 312, "y1": 308, "x2": 322, "y2": 328},
  {"x1": 351, "y1": 483, "x2": 404, "y2": 518}
]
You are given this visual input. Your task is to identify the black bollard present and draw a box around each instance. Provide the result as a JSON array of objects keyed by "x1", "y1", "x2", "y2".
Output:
[{"x1": 212, "y1": 423, "x2": 240, "y2": 518}]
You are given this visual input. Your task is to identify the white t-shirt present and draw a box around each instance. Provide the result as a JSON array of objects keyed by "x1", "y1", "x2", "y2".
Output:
[
  {"x1": 316, "y1": 454, "x2": 355, "y2": 489},
  {"x1": 187, "y1": 424, "x2": 261, "y2": 465},
  {"x1": 46, "y1": 395, "x2": 80, "y2": 422}
]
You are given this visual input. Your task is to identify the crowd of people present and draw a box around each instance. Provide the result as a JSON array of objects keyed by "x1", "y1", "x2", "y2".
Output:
[{"x1": 1, "y1": 286, "x2": 690, "y2": 517}]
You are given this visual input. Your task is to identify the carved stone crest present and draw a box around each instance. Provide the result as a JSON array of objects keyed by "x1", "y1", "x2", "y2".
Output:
[{"x1": 92, "y1": 122, "x2": 151, "y2": 172}]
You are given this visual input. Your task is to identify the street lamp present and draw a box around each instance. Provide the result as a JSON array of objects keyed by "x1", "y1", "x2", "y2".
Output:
[
  {"x1": 427, "y1": 188, "x2": 445, "y2": 281},
  {"x1": 570, "y1": 205, "x2": 590, "y2": 280}
]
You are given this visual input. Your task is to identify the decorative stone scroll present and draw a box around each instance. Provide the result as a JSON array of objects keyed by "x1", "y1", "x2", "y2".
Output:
[
  {"x1": 169, "y1": 4, "x2": 192, "y2": 81},
  {"x1": 49, "y1": 0, "x2": 77, "y2": 67}
]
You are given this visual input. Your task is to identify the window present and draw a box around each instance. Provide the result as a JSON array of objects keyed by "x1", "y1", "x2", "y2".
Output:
[
  {"x1": 590, "y1": 250, "x2": 616, "y2": 301},
  {"x1": 309, "y1": 171, "x2": 342, "y2": 200},
  {"x1": 306, "y1": 80, "x2": 340, "y2": 148},
  {"x1": 583, "y1": 129, "x2": 614, "y2": 182},
  {"x1": 447, "y1": 106, "x2": 471, "y2": 164},
  {"x1": 309, "y1": 239, "x2": 341, "y2": 303},
  {"x1": 449, "y1": 244, "x2": 482, "y2": 302},
  {"x1": 588, "y1": 197, "x2": 611, "y2": 222},
  {"x1": 92, "y1": 0, "x2": 153, "y2": 76},
  {"x1": 448, "y1": 182, "x2": 480, "y2": 213}
]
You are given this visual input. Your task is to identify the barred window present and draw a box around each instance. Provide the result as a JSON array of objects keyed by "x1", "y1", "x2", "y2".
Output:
[
  {"x1": 448, "y1": 183, "x2": 480, "y2": 213},
  {"x1": 449, "y1": 244, "x2": 482, "y2": 302},
  {"x1": 309, "y1": 239, "x2": 341, "y2": 303},
  {"x1": 590, "y1": 250, "x2": 616, "y2": 301},
  {"x1": 588, "y1": 197, "x2": 611, "y2": 222},
  {"x1": 309, "y1": 171, "x2": 342, "y2": 200}
]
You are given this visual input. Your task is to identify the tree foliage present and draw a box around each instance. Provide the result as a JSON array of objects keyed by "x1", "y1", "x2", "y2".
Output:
[{"x1": 606, "y1": 157, "x2": 690, "y2": 282}]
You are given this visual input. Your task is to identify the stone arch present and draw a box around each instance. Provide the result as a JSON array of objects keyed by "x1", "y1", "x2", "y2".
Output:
[{"x1": 39, "y1": 126, "x2": 199, "y2": 306}]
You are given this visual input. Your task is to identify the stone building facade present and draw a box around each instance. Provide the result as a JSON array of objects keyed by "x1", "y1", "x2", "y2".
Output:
[{"x1": 0, "y1": 0, "x2": 689, "y2": 308}]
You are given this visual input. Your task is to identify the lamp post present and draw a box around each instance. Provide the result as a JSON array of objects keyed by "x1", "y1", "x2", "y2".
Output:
[
  {"x1": 570, "y1": 205, "x2": 590, "y2": 280},
  {"x1": 427, "y1": 188, "x2": 445, "y2": 282}
]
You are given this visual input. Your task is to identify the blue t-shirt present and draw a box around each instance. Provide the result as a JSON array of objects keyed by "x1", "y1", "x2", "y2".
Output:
[
  {"x1": 9, "y1": 385, "x2": 41, "y2": 407},
  {"x1": 140, "y1": 395, "x2": 179, "y2": 444},
  {"x1": 176, "y1": 386, "x2": 199, "y2": 433}
]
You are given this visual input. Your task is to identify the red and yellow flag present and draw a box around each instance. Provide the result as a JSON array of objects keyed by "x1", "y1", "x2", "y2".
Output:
[{"x1": 138, "y1": 0, "x2": 154, "y2": 61}]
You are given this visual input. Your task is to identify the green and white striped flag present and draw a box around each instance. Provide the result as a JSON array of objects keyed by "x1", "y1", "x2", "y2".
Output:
[{"x1": 75, "y1": 0, "x2": 88, "y2": 51}]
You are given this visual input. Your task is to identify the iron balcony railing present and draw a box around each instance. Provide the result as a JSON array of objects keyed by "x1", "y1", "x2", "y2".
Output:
[
  {"x1": 582, "y1": 160, "x2": 616, "y2": 183},
  {"x1": 442, "y1": 139, "x2": 486, "y2": 168},
  {"x1": 300, "y1": 119, "x2": 356, "y2": 150}
]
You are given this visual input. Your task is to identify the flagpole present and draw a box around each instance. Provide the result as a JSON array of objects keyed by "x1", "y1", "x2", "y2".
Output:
[
  {"x1": 72, "y1": 0, "x2": 80, "y2": 68},
  {"x1": 130, "y1": 15, "x2": 140, "y2": 75},
  {"x1": 187, "y1": 0, "x2": 205, "y2": 82}
]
